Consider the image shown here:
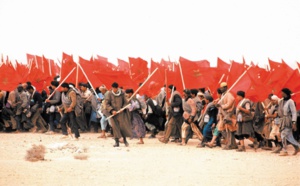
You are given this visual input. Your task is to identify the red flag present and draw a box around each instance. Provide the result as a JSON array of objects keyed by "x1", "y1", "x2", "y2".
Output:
[
  {"x1": 226, "y1": 60, "x2": 247, "y2": 88},
  {"x1": 230, "y1": 71, "x2": 271, "y2": 102},
  {"x1": 50, "y1": 59, "x2": 60, "y2": 77},
  {"x1": 61, "y1": 52, "x2": 77, "y2": 84},
  {"x1": 166, "y1": 63, "x2": 183, "y2": 94},
  {"x1": 35, "y1": 55, "x2": 44, "y2": 72},
  {"x1": 265, "y1": 58, "x2": 293, "y2": 95},
  {"x1": 217, "y1": 57, "x2": 230, "y2": 71},
  {"x1": 128, "y1": 57, "x2": 148, "y2": 84},
  {"x1": 94, "y1": 55, "x2": 117, "y2": 72},
  {"x1": 160, "y1": 59, "x2": 173, "y2": 71},
  {"x1": 0, "y1": 64, "x2": 22, "y2": 91},
  {"x1": 283, "y1": 70, "x2": 300, "y2": 95},
  {"x1": 138, "y1": 68, "x2": 165, "y2": 98},
  {"x1": 117, "y1": 58, "x2": 130, "y2": 74},
  {"x1": 26, "y1": 54, "x2": 36, "y2": 68},
  {"x1": 179, "y1": 59, "x2": 216, "y2": 90},
  {"x1": 78, "y1": 56, "x2": 102, "y2": 88},
  {"x1": 179, "y1": 56, "x2": 210, "y2": 68},
  {"x1": 15, "y1": 61, "x2": 29, "y2": 82}
]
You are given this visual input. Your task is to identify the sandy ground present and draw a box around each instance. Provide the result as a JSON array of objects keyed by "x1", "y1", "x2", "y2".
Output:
[{"x1": 0, "y1": 132, "x2": 299, "y2": 186}]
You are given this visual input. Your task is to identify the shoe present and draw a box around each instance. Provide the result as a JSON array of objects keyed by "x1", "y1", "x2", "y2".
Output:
[
  {"x1": 137, "y1": 141, "x2": 144, "y2": 144},
  {"x1": 124, "y1": 141, "x2": 129, "y2": 147},
  {"x1": 71, "y1": 137, "x2": 79, "y2": 141},
  {"x1": 292, "y1": 146, "x2": 300, "y2": 155},
  {"x1": 272, "y1": 147, "x2": 282, "y2": 154},
  {"x1": 113, "y1": 138, "x2": 120, "y2": 147},
  {"x1": 279, "y1": 151, "x2": 288, "y2": 156}
]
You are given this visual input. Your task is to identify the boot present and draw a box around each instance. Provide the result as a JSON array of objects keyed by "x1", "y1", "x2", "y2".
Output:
[
  {"x1": 292, "y1": 145, "x2": 300, "y2": 155},
  {"x1": 124, "y1": 138, "x2": 129, "y2": 147},
  {"x1": 113, "y1": 138, "x2": 119, "y2": 147},
  {"x1": 236, "y1": 145, "x2": 246, "y2": 152}
]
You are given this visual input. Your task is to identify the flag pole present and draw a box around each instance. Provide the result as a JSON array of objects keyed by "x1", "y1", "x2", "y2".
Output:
[
  {"x1": 77, "y1": 63, "x2": 99, "y2": 99},
  {"x1": 75, "y1": 61, "x2": 79, "y2": 88},
  {"x1": 178, "y1": 60, "x2": 186, "y2": 90},
  {"x1": 218, "y1": 65, "x2": 252, "y2": 104},
  {"x1": 106, "y1": 68, "x2": 159, "y2": 120},
  {"x1": 128, "y1": 67, "x2": 158, "y2": 101},
  {"x1": 218, "y1": 74, "x2": 225, "y2": 84},
  {"x1": 296, "y1": 62, "x2": 300, "y2": 74},
  {"x1": 46, "y1": 67, "x2": 76, "y2": 101}
]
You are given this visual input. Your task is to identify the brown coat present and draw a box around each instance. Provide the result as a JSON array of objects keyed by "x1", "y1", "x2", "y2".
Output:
[
  {"x1": 218, "y1": 91, "x2": 237, "y2": 132},
  {"x1": 105, "y1": 89, "x2": 132, "y2": 138}
]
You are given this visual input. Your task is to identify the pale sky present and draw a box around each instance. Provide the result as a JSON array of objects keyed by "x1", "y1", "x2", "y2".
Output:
[{"x1": 0, "y1": 0, "x2": 300, "y2": 68}]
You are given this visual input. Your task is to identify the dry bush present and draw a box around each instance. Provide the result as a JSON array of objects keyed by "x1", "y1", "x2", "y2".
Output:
[{"x1": 25, "y1": 144, "x2": 46, "y2": 162}]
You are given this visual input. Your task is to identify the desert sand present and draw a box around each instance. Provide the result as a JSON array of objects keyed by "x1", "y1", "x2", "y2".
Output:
[{"x1": 0, "y1": 132, "x2": 299, "y2": 186}]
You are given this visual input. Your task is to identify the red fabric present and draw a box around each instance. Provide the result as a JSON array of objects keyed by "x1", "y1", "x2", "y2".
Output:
[
  {"x1": 178, "y1": 60, "x2": 216, "y2": 91},
  {"x1": 160, "y1": 59, "x2": 174, "y2": 71},
  {"x1": 138, "y1": 67, "x2": 164, "y2": 98},
  {"x1": 15, "y1": 61, "x2": 29, "y2": 82},
  {"x1": 94, "y1": 55, "x2": 117, "y2": 72},
  {"x1": 0, "y1": 64, "x2": 22, "y2": 91},
  {"x1": 230, "y1": 70, "x2": 271, "y2": 102},
  {"x1": 265, "y1": 58, "x2": 293, "y2": 95},
  {"x1": 226, "y1": 60, "x2": 247, "y2": 88},
  {"x1": 61, "y1": 52, "x2": 77, "y2": 84},
  {"x1": 128, "y1": 57, "x2": 148, "y2": 84},
  {"x1": 283, "y1": 70, "x2": 300, "y2": 95},
  {"x1": 117, "y1": 58, "x2": 130, "y2": 74},
  {"x1": 42, "y1": 56, "x2": 51, "y2": 78},
  {"x1": 50, "y1": 59, "x2": 60, "y2": 77},
  {"x1": 26, "y1": 54, "x2": 36, "y2": 68},
  {"x1": 179, "y1": 56, "x2": 210, "y2": 68},
  {"x1": 217, "y1": 57, "x2": 230, "y2": 71},
  {"x1": 35, "y1": 56, "x2": 43, "y2": 72}
]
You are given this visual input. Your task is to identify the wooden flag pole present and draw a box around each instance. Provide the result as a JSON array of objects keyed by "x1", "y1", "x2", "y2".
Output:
[
  {"x1": 106, "y1": 67, "x2": 159, "y2": 121},
  {"x1": 178, "y1": 60, "x2": 186, "y2": 90},
  {"x1": 46, "y1": 67, "x2": 76, "y2": 101},
  {"x1": 218, "y1": 65, "x2": 252, "y2": 104},
  {"x1": 75, "y1": 61, "x2": 79, "y2": 88},
  {"x1": 128, "y1": 67, "x2": 158, "y2": 101},
  {"x1": 77, "y1": 63, "x2": 99, "y2": 99}
]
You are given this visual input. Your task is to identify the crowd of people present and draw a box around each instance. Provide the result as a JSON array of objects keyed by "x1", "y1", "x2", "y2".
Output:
[{"x1": 0, "y1": 79, "x2": 300, "y2": 156}]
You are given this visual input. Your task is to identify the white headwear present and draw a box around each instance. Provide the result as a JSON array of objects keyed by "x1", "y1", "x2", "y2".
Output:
[{"x1": 271, "y1": 95, "x2": 279, "y2": 101}]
